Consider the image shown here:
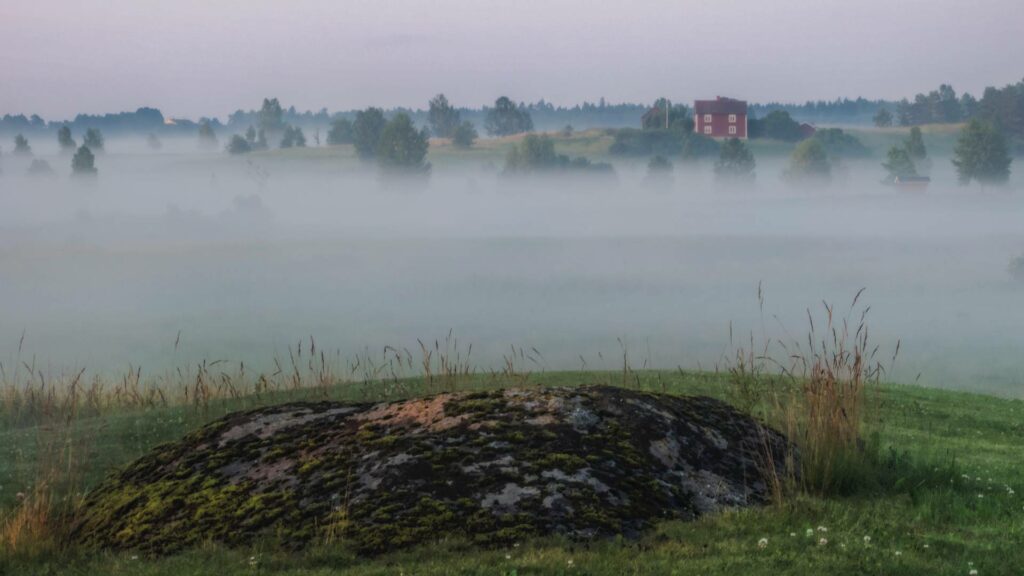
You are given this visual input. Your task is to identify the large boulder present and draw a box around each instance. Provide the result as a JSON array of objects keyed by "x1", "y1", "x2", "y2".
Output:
[{"x1": 71, "y1": 386, "x2": 792, "y2": 554}]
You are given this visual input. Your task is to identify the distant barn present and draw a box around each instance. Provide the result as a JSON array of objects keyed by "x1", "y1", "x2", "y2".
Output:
[{"x1": 694, "y1": 97, "x2": 748, "y2": 139}]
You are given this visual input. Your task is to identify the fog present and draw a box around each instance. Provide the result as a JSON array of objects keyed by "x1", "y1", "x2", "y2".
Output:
[{"x1": 2, "y1": 136, "x2": 1023, "y2": 398}]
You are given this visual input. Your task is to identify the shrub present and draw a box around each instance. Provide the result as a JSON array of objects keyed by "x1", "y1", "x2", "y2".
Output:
[
  {"x1": 451, "y1": 121, "x2": 478, "y2": 149},
  {"x1": 680, "y1": 133, "x2": 720, "y2": 161},
  {"x1": 748, "y1": 110, "x2": 804, "y2": 141},
  {"x1": 13, "y1": 134, "x2": 31, "y2": 156},
  {"x1": 326, "y1": 118, "x2": 354, "y2": 145},
  {"x1": 714, "y1": 138, "x2": 755, "y2": 179},
  {"x1": 376, "y1": 113, "x2": 430, "y2": 175},
  {"x1": 882, "y1": 145, "x2": 917, "y2": 180},
  {"x1": 812, "y1": 128, "x2": 869, "y2": 159},
  {"x1": 27, "y1": 159, "x2": 54, "y2": 176},
  {"x1": 953, "y1": 119, "x2": 1011, "y2": 186},
  {"x1": 280, "y1": 125, "x2": 306, "y2": 148},
  {"x1": 644, "y1": 155, "x2": 674, "y2": 187},
  {"x1": 226, "y1": 135, "x2": 252, "y2": 155},
  {"x1": 71, "y1": 145, "x2": 97, "y2": 176},
  {"x1": 504, "y1": 134, "x2": 613, "y2": 176},
  {"x1": 83, "y1": 128, "x2": 104, "y2": 152},
  {"x1": 353, "y1": 108, "x2": 387, "y2": 160},
  {"x1": 785, "y1": 139, "x2": 831, "y2": 182}
]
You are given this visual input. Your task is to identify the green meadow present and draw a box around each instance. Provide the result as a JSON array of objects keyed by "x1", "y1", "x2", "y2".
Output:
[{"x1": 1, "y1": 369, "x2": 1021, "y2": 575}]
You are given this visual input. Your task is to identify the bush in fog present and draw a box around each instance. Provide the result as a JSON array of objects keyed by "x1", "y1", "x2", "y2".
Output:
[
  {"x1": 484, "y1": 96, "x2": 533, "y2": 137},
  {"x1": 353, "y1": 107, "x2": 387, "y2": 159},
  {"x1": 644, "y1": 155, "x2": 674, "y2": 188},
  {"x1": 227, "y1": 134, "x2": 253, "y2": 154},
  {"x1": 504, "y1": 134, "x2": 613, "y2": 176},
  {"x1": 376, "y1": 113, "x2": 430, "y2": 174},
  {"x1": 748, "y1": 110, "x2": 804, "y2": 142},
  {"x1": 451, "y1": 121, "x2": 478, "y2": 148},
  {"x1": 245, "y1": 126, "x2": 268, "y2": 150},
  {"x1": 1010, "y1": 254, "x2": 1024, "y2": 283},
  {"x1": 785, "y1": 139, "x2": 831, "y2": 181},
  {"x1": 648, "y1": 155, "x2": 673, "y2": 172},
  {"x1": 147, "y1": 133, "x2": 162, "y2": 150},
  {"x1": 280, "y1": 125, "x2": 306, "y2": 148},
  {"x1": 812, "y1": 128, "x2": 869, "y2": 159},
  {"x1": 71, "y1": 145, "x2": 97, "y2": 176},
  {"x1": 428, "y1": 94, "x2": 460, "y2": 138},
  {"x1": 326, "y1": 118, "x2": 354, "y2": 145},
  {"x1": 198, "y1": 121, "x2": 219, "y2": 149},
  {"x1": 953, "y1": 119, "x2": 1011, "y2": 186},
  {"x1": 882, "y1": 145, "x2": 917, "y2": 181},
  {"x1": 83, "y1": 128, "x2": 105, "y2": 152},
  {"x1": 57, "y1": 125, "x2": 76, "y2": 153},
  {"x1": 680, "y1": 133, "x2": 720, "y2": 161},
  {"x1": 714, "y1": 138, "x2": 755, "y2": 180},
  {"x1": 505, "y1": 134, "x2": 558, "y2": 171},
  {"x1": 27, "y1": 159, "x2": 54, "y2": 176},
  {"x1": 13, "y1": 134, "x2": 32, "y2": 156},
  {"x1": 873, "y1": 107, "x2": 893, "y2": 128},
  {"x1": 905, "y1": 126, "x2": 927, "y2": 161}
]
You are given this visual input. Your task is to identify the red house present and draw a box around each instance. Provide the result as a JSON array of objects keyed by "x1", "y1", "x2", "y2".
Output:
[{"x1": 694, "y1": 97, "x2": 748, "y2": 139}]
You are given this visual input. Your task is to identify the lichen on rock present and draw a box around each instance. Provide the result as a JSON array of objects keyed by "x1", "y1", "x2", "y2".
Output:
[{"x1": 70, "y1": 386, "x2": 793, "y2": 554}]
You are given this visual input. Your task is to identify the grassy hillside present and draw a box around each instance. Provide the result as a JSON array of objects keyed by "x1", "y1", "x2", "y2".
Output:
[{"x1": 1, "y1": 370, "x2": 1021, "y2": 575}]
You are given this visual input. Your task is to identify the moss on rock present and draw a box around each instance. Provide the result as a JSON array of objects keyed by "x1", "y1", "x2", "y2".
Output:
[{"x1": 70, "y1": 386, "x2": 792, "y2": 555}]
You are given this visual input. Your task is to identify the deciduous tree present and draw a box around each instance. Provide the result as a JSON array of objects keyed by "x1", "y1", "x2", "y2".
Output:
[
  {"x1": 952, "y1": 119, "x2": 1012, "y2": 186},
  {"x1": 714, "y1": 138, "x2": 755, "y2": 179}
]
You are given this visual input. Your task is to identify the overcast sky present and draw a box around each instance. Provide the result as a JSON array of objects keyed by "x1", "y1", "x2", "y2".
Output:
[{"x1": 1, "y1": 0, "x2": 1021, "y2": 120}]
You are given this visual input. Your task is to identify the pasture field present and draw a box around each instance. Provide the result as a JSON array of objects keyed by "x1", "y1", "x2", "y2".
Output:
[{"x1": 1, "y1": 369, "x2": 1021, "y2": 575}]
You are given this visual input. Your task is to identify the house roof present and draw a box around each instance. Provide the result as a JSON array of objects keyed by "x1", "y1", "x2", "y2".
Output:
[{"x1": 694, "y1": 97, "x2": 747, "y2": 115}]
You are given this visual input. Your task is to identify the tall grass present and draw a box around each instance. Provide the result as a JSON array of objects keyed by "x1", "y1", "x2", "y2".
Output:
[
  {"x1": 0, "y1": 298, "x2": 899, "y2": 557},
  {"x1": 726, "y1": 289, "x2": 895, "y2": 498}
]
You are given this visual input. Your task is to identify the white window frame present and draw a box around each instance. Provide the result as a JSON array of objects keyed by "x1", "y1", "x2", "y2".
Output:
[
  {"x1": 729, "y1": 126, "x2": 737, "y2": 135},
  {"x1": 729, "y1": 114, "x2": 737, "y2": 123},
  {"x1": 704, "y1": 125, "x2": 713, "y2": 135},
  {"x1": 703, "y1": 114, "x2": 712, "y2": 123}
]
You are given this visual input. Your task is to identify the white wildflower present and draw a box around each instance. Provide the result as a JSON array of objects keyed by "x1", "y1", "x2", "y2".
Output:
[
  {"x1": 818, "y1": 537, "x2": 828, "y2": 546},
  {"x1": 758, "y1": 538, "x2": 768, "y2": 549},
  {"x1": 863, "y1": 535, "x2": 871, "y2": 545},
  {"x1": 817, "y1": 525, "x2": 828, "y2": 533}
]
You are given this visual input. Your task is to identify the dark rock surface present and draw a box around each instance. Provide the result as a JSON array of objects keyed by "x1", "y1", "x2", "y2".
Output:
[{"x1": 71, "y1": 386, "x2": 792, "y2": 554}]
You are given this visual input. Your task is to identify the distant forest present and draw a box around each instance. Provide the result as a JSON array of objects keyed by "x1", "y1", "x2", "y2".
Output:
[{"x1": 2, "y1": 79, "x2": 1023, "y2": 140}]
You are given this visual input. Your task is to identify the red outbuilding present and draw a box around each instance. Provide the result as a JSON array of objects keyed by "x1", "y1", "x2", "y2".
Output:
[{"x1": 694, "y1": 97, "x2": 748, "y2": 139}]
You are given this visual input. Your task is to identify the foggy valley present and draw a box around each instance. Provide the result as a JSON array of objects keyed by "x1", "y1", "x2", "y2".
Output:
[
  {"x1": 1, "y1": 132, "x2": 1022, "y2": 395},
  {"x1": 3, "y1": 3, "x2": 1024, "y2": 571}
]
